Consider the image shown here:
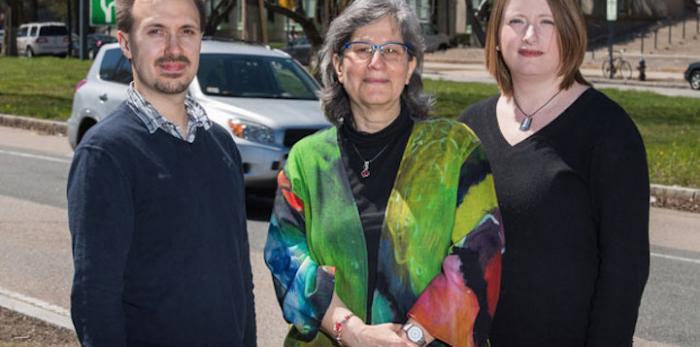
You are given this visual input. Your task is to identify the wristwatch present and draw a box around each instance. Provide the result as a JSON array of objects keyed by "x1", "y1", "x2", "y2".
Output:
[{"x1": 402, "y1": 323, "x2": 427, "y2": 346}]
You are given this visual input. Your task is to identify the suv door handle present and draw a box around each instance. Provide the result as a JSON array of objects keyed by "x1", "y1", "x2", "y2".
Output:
[{"x1": 99, "y1": 93, "x2": 108, "y2": 102}]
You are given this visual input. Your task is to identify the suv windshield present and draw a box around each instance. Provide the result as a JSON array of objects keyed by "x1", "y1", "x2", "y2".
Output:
[
  {"x1": 39, "y1": 26, "x2": 68, "y2": 36},
  {"x1": 198, "y1": 54, "x2": 318, "y2": 100}
]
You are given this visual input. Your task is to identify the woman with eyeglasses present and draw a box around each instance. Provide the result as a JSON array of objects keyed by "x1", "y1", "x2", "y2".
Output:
[
  {"x1": 264, "y1": 0, "x2": 504, "y2": 346},
  {"x1": 459, "y1": 0, "x2": 649, "y2": 345}
]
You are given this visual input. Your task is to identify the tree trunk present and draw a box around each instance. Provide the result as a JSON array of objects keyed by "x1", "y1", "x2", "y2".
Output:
[
  {"x1": 244, "y1": 0, "x2": 260, "y2": 42},
  {"x1": 257, "y1": 0, "x2": 267, "y2": 43},
  {"x1": 28, "y1": 0, "x2": 38, "y2": 22},
  {"x1": 204, "y1": 0, "x2": 238, "y2": 37},
  {"x1": 3, "y1": 0, "x2": 20, "y2": 56}
]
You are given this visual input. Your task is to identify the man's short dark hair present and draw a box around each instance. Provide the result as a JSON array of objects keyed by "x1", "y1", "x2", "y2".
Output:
[{"x1": 116, "y1": 0, "x2": 207, "y2": 33}]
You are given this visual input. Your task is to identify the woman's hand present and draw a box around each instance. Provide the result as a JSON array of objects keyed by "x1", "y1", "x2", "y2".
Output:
[
  {"x1": 342, "y1": 317, "x2": 412, "y2": 347},
  {"x1": 398, "y1": 319, "x2": 435, "y2": 346}
]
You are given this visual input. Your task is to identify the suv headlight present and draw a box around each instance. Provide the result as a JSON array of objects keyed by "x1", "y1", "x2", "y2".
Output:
[{"x1": 227, "y1": 119, "x2": 275, "y2": 145}]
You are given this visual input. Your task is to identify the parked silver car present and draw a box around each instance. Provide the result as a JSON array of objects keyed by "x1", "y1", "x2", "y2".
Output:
[
  {"x1": 17, "y1": 22, "x2": 69, "y2": 57},
  {"x1": 68, "y1": 40, "x2": 330, "y2": 187}
]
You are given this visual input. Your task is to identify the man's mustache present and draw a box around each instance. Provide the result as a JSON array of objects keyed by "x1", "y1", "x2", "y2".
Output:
[{"x1": 155, "y1": 55, "x2": 191, "y2": 66}]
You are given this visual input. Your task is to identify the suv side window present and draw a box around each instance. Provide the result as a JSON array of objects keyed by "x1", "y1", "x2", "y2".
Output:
[
  {"x1": 18, "y1": 27, "x2": 28, "y2": 37},
  {"x1": 40, "y1": 26, "x2": 68, "y2": 36},
  {"x1": 99, "y1": 48, "x2": 123, "y2": 82},
  {"x1": 113, "y1": 57, "x2": 133, "y2": 84},
  {"x1": 29, "y1": 26, "x2": 38, "y2": 37},
  {"x1": 99, "y1": 48, "x2": 133, "y2": 84}
]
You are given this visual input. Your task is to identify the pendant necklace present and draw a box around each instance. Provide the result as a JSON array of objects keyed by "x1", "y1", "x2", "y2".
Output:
[
  {"x1": 349, "y1": 142, "x2": 390, "y2": 178},
  {"x1": 513, "y1": 88, "x2": 563, "y2": 131}
]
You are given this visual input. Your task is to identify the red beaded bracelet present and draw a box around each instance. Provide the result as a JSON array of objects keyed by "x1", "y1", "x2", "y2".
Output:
[{"x1": 333, "y1": 313, "x2": 354, "y2": 346}]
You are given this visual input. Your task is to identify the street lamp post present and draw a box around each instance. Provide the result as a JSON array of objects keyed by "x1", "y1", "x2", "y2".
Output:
[{"x1": 607, "y1": 0, "x2": 617, "y2": 79}]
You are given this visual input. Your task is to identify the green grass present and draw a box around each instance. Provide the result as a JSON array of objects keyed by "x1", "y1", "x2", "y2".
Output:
[
  {"x1": 0, "y1": 57, "x2": 698, "y2": 187},
  {"x1": 267, "y1": 41, "x2": 286, "y2": 49},
  {"x1": 423, "y1": 79, "x2": 700, "y2": 188},
  {"x1": 0, "y1": 56, "x2": 92, "y2": 120}
]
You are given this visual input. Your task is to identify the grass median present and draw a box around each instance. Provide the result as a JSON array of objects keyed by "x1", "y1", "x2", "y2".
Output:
[
  {"x1": 1, "y1": 56, "x2": 698, "y2": 188},
  {"x1": 0, "y1": 57, "x2": 92, "y2": 120}
]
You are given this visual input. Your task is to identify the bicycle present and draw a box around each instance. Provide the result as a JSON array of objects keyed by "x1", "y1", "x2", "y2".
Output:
[{"x1": 601, "y1": 49, "x2": 633, "y2": 80}]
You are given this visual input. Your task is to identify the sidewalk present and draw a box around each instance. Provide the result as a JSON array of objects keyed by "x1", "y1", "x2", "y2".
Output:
[{"x1": 424, "y1": 47, "x2": 693, "y2": 89}]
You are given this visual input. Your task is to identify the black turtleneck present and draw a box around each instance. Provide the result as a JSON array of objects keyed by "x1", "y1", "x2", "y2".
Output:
[{"x1": 339, "y1": 109, "x2": 414, "y2": 322}]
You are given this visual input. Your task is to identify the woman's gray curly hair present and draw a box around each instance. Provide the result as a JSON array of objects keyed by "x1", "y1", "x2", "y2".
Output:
[{"x1": 318, "y1": 0, "x2": 433, "y2": 125}]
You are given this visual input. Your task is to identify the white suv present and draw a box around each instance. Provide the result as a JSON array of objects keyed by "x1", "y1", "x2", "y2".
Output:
[
  {"x1": 68, "y1": 40, "x2": 330, "y2": 188},
  {"x1": 17, "y1": 22, "x2": 69, "y2": 57}
]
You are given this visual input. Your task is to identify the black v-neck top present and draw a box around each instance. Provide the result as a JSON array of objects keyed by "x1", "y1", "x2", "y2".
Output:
[
  {"x1": 459, "y1": 88, "x2": 650, "y2": 346},
  {"x1": 339, "y1": 110, "x2": 414, "y2": 322}
]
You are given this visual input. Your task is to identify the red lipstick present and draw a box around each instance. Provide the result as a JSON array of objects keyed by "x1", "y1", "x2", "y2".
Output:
[{"x1": 518, "y1": 48, "x2": 544, "y2": 57}]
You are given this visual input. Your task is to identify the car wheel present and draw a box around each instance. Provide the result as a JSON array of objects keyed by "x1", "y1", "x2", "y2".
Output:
[
  {"x1": 438, "y1": 44, "x2": 448, "y2": 51},
  {"x1": 691, "y1": 71, "x2": 700, "y2": 90},
  {"x1": 26, "y1": 47, "x2": 34, "y2": 58},
  {"x1": 77, "y1": 118, "x2": 97, "y2": 145}
]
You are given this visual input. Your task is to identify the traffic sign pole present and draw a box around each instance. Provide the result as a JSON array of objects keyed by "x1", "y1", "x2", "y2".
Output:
[{"x1": 80, "y1": 0, "x2": 89, "y2": 60}]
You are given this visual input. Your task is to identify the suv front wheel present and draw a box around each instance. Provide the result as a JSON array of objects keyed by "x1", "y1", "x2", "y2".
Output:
[
  {"x1": 26, "y1": 47, "x2": 34, "y2": 58},
  {"x1": 690, "y1": 71, "x2": 700, "y2": 90}
]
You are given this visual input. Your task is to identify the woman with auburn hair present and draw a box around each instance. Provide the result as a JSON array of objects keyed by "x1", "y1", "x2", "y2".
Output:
[
  {"x1": 459, "y1": 0, "x2": 650, "y2": 346},
  {"x1": 265, "y1": 0, "x2": 504, "y2": 346}
]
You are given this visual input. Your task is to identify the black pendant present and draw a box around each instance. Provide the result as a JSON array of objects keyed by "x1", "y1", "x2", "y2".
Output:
[{"x1": 519, "y1": 117, "x2": 533, "y2": 131}]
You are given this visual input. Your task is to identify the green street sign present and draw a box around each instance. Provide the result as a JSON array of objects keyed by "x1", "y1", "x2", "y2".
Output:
[{"x1": 91, "y1": 0, "x2": 116, "y2": 26}]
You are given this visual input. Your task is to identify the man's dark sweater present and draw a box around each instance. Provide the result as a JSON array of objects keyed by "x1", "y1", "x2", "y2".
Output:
[{"x1": 67, "y1": 103, "x2": 256, "y2": 346}]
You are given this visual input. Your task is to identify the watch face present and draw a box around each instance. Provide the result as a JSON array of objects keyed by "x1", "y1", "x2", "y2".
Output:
[{"x1": 407, "y1": 325, "x2": 424, "y2": 342}]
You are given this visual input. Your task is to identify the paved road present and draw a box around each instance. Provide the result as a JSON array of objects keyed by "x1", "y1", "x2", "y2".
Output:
[
  {"x1": 422, "y1": 62, "x2": 700, "y2": 99},
  {"x1": 0, "y1": 126, "x2": 699, "y2": 346}
]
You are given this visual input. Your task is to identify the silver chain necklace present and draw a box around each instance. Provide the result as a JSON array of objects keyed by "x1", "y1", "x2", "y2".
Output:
[
  {"x1": 513, "y1": 89, "x2": 563, "y2": 131},
  {"x1": 349, "y1": 142, "x2": 390, "y2": 178}
]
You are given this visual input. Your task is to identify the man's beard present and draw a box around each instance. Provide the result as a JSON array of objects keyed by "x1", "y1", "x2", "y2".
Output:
[{"x1": 153, "y1": 78, "x2": 190, "y2": 95}]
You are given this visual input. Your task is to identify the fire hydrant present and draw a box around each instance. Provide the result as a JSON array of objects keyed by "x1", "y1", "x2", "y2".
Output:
[{"x1": 638, "y1": 58, "x2": 646, "y2": 81}]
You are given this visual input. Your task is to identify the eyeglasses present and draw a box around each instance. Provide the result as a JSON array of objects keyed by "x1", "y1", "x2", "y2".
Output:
[{"x1": 340, "y1": 41, "x2": 412, "y2": 63}]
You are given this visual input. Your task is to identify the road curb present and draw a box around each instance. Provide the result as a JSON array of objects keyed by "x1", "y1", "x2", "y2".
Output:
[
  {"x1": 587, "y1": 77, "x2": 689, "y2": 90},
  {"x1": 0, "y1": 113, "x2": 67, "y2": 136},
  {"x1": 651, "y1": 184, "x2": 700, "y2": 202},
  {"x1": 0, "y1": 287, "x2": 73, "y2": 331}
]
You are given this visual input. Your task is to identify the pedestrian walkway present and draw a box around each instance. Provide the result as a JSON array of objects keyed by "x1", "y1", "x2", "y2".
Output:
[
  {"x1": 425, "y1": 47, "x2": 696, "y2": 78},
  {"x1": 423, "y1": 46, "x2": 695, "y2": 91},
  {"x1": 422, "y1": 61, "x2": 689, "y2": 90}
]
